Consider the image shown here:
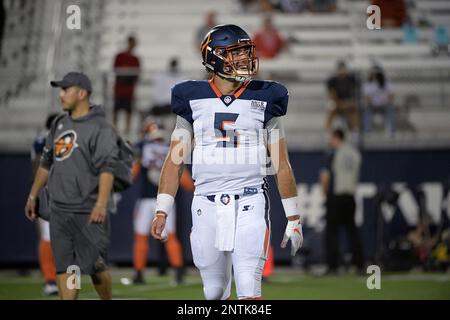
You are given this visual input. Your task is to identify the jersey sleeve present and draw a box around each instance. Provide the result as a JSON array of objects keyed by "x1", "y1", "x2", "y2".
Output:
[
  {"x1": 264, "y1": 82, "x2": 289, "y2": 124},
  {"x1": 171, "y1": 82, "x2": 193, "y2": 124},
  {"x1": 265, "y1": 117, "x2": 286, "y2": 145}
]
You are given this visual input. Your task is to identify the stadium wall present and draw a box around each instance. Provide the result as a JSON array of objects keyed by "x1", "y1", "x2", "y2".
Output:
[{"x1": 0, "y1": 149, "x2": 449, "y2": 266}]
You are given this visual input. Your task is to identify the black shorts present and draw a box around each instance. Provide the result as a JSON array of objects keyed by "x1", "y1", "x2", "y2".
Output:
[
  {"x1": 114, "y1": 96, "x2": 133, "y2": 112},
  {"x1": 49, "y1": 209, "x2": 110, "y2": 275}
]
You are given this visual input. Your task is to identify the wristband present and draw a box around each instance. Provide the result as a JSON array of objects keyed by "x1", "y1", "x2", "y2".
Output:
[
  {"x1": 281, "y1": 196, "x2": 299, "y2": 218},
  {"x1": 155, "y1": 193, "x2": 175, "y2": 216}
]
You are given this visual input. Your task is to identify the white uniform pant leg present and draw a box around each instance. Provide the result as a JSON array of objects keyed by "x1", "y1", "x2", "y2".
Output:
[
  {"x1": 134, "y1": 198, "x2": 176, "y2": 236},
  {"x1": 190, "y1": 195, "x2": 232, "y2": 300},
  {"x1": 38, "y1": 218, "x2": 51, "y2": 241},
  {"x1": 134, "y1": 198, "x2": 156, "y2": 235},
  {"x1": 232, "y1": 192, "x2": 270, "y2": 299}
]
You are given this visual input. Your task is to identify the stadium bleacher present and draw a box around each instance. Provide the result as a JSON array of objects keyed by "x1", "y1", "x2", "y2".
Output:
[{"x1": 0, "y1": 0, "x2": 449, "y2": 150}]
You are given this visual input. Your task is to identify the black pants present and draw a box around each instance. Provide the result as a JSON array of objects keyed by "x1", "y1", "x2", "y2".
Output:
[{"x1": 325, "y1": 194, "x2": 364, "y2": 271}]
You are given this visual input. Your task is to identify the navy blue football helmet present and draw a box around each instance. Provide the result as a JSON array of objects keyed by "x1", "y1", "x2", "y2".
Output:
[{"x1": 201, "y1": 24, "x2": 259, "y2": 82}]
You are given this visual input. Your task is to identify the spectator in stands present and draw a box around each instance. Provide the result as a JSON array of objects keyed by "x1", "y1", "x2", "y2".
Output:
[
  {"x1": 240, "y1": 0, "x2": 274, "y2": 13},
  {"x1": 311, "y1": 0, "x2": 337, "y2": 13},
  {"x1": 148, "y1": 57, "x2": 186, "y2": 133},
  {"x1": 195, "y1": 11, "x2": 217, "y2": 49},
  {"x1": 113, "y1": 35, "x2": 141, "y2": 135},
  {"x1": 416, "y1": 9, "x2": 432, "y2": 28},
  {"x1": 325, "y1": 60, "x2": 360, "y2": 138},
  {"x1": 252, "y1": 16, "x2": 286, "y2": 59},
  {"x1": 0, "y1": 0, "x2": 5, "y2": 57},
  {"x1": 371, "y1": 0, "x2": 406, "y2": 28},
  {"x1": 278, "y1": 0, "x2": 312, "y2": 13},
  {"x1": 320, "y1": 129, "x2": 364, "y2": 275},
  {"x1": 431, "y1": 25, "x2": 450, "y2": 56},
  {"x1": 402, "y1": 16, "x2": 418, "y2": 44},
  {"x1": 362, "y1": 65, "x2": 396, "y2": 135}
]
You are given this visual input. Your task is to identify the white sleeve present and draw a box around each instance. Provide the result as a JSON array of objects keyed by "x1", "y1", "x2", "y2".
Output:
[
  {"x1": 171, "y1": 116, "x2": 194, "y2": 142},
  {"x1": 266, "y1": 117, "x2": 286, "y2": 145}
]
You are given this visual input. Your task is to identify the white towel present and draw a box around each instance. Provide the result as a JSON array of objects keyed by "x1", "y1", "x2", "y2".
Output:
[{"x1": 214, "y1": 194, "x2": 237, "y2": 251}]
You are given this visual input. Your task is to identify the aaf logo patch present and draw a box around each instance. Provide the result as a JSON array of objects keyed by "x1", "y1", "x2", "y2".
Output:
[
  {"x1": 251, "y1": 100, "x2": 266, "y2": 112},
  {"x1": 54, "y1": 130, "x2": 78, "y2": 161}
]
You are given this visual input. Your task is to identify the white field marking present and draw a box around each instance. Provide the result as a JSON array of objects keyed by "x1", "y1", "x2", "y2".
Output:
[
  {"x1": 114, "y1": 278, "x2": 203, "y2": 294},
  {"x1": 382, "y1": 274, "x2": 450, "y2": 282},
  {"x1": 258, "y1": 273, "x2": 450, "y2": 284}
]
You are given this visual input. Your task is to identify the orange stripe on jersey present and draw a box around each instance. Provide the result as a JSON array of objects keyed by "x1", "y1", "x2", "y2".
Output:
[
  {"x1": 208, "y1": 78, "x2": 223, "y2": 97},
  {"x1": 263, "y1": 246, "x2": 274, "y2": 278},
  {"x1": 233, "y1": 80, "x2": 251, "y2": 99},
  {"x1": 221, "y1": 120, "x2": 235, "y2": 130},
  {"x1": 263, "y1": 227, "x2": 270, "y2": 258}
]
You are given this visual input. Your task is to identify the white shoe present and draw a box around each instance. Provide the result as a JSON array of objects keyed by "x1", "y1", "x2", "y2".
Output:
[{"x1": 43, "y1": 282, "x2": 58, "y2": 296}]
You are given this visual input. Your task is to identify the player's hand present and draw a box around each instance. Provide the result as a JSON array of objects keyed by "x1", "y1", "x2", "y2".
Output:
[
  {"x1": 25, "y1": 197, "x2": 37, "y2": 221},
  {"x1": 151, "y1": 212, "x2": 167, "y2": 242},
  {"x1": 89, "y1": 205, "x2": 107, "y2": 224},
  {"x1": 280, "y1": 218, "x2": 303, "y2": 256}
]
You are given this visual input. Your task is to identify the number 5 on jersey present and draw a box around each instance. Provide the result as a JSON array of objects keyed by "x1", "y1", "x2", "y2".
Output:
[{"x1": 214, "y1": 112, "x2": 239, "y2": 148}]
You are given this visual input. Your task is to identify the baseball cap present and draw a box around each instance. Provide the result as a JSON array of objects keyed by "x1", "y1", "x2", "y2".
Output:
[{"x1": 50, "y1": 72, "x2": 92, "y2": 93}]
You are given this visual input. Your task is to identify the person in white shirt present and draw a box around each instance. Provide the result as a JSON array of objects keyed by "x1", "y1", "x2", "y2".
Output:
[{"x1": 362, "y1": 66, "x2": 396, "y2": 135}]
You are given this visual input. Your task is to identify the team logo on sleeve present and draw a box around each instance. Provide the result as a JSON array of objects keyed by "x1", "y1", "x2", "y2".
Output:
[{"x1": 54, "y1": 130, "x2": 78, "y2": 161}]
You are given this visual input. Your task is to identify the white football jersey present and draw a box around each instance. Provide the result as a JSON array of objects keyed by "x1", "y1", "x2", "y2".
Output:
[
  {"x1": 172, "y1": 79, "x2": 289, "y2": 196},
  {"x1": 140, "y1": 141, "x2": 168, "y2": 170}
]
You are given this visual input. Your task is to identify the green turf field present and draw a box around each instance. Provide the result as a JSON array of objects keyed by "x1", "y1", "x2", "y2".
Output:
[{"x1": 0, "y1": 268, "x2": 449, "y2": 300}]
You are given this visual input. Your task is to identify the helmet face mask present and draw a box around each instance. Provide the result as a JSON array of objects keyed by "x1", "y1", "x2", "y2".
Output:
[
  {"x1": 201, "y1": 25, "x2": 259, "y2": 82},
  {"x1": 219, "y1": 43, "x2": 259, "y2": 82}
]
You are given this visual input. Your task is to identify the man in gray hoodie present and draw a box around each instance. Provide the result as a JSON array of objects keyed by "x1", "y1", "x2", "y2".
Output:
[{"x1": 24, "y1": 72, "x2": 119, "y2": 300}]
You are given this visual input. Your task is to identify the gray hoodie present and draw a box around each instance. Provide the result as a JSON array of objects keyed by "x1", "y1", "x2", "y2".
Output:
[{"x1": 41, "y1": 105, "x2": 119, "y2": 213}]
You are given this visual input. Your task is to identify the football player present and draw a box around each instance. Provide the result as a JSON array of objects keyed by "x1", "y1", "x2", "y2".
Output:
[
  {"x1": 31, "y1": 113, "x2": 59, "y2": 296},
  {"x1": 132, "y1": 118, "x2": 194, "y2": 285},
  {"x1": 151, "y1": 24, "x2": 303, "y2": 300}
]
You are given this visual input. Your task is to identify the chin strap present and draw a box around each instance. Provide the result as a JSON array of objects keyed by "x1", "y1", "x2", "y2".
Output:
[{"x1": 217, "y1": 71, "x2": 251, "y2": 83}]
